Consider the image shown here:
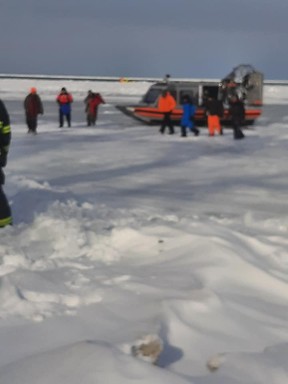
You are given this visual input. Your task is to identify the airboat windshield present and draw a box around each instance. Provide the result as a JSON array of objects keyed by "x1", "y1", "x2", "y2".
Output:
[{"x1": 142, "y1": 88, "x2": 163, "y2": 104}]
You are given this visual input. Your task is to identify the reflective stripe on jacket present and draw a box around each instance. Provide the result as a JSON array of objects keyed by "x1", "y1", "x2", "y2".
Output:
[
  {"x1": 0, "y1": 100, "x2": 11, "y2": 169},
  {"x1": 0, "y1": 216, "x2": 12, "y2": 227}
]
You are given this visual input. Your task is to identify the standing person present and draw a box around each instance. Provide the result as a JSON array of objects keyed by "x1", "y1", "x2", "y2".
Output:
[
  {"x1": 163, "y1": 74, "x2": 171, "y2": 84},
  {"x1": 229, "y1": 96, "x2": 245, "y2": 139},
  {"x1": 180, "y1": 95, "x2": 199, "y2": 137},
  {"x1": 0, "y1": 100, "x2": 12, "y2": 228},
  {"x1": 205, "y1": 96, "x2": 224, "y2": 136},
  {"x1": 158, "y1": 90, "x2": 176, "y2": 135},
  {"x1": 84, "y1": 90, "x2": 105, "y2": 126},
  {"x1": 24, "y1": 87, "x2": 43, "y2": 134},
  {"x1": 56, "y1": 87, "x2": 73, "y2": 127}
]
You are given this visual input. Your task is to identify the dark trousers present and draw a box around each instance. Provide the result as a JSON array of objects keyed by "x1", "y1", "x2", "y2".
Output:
[
  {"x1": 0, "y1": 170, "x2": 12, "y2": 227},
  {"x1": 181, "y1": 126, "x2": 199, "y2": 137},
  {"x1": 59, "y1": 111, "x2": 71, "y2": 127},
  {"x1": 232, "y1": 118, "x2": 245, "y2": 139},
  {"x1": 87, "y1": 110, "x2": 98, "y2": 126},
  {"x1": 160, "y1": 112, "x2": 174, "y2": 134},
  {"x1": 26, "y1": 116, "x2": 37, "y2": 132}
]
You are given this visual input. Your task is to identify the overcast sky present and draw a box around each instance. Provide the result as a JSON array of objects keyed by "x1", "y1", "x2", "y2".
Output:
[{"x1": 1, "y1": 0, "x2": 288, "y2": 79}]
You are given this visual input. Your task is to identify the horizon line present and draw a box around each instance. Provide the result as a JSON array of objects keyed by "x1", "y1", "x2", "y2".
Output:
[{"x1": 0, "y1": 73, "x2": 287, "y2": 86}]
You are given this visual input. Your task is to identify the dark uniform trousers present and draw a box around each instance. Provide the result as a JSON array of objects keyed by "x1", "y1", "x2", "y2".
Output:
[
  {"x1": 0, "y1": 100, "x2": 12, "y2": 227},
  {"x1": 0, "y1": 170, "x2": 12, "y2": 227}
]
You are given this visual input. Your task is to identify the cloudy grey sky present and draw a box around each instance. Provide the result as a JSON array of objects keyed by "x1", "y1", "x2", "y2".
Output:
[{"x1": 1, "y1": 0, "x2": 287, "y2": 79}]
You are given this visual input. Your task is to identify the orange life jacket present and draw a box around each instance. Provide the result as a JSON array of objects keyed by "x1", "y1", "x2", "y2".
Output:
[{"x1": 57, "y1": 93, "x2": 73, "y2": 104}]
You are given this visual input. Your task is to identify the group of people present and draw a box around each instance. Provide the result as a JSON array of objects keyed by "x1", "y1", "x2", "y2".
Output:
[
  {"x1": 23, "y1": 88, "x2": 105, "y2": 134},
  {"x1": 157, "y1": 90, "x2": 246, "y2": 140},
  {"x1": 0, "y1": 84, "x2": 247, "y2": 229},
  {"x1": 0, "y1": 88, "x2": 106, "y2": 228}
]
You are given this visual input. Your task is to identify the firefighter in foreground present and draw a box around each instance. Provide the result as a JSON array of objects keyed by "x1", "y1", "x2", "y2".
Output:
[{"x1": 0, "y1": 100, "x2": 12, "y2": 227}]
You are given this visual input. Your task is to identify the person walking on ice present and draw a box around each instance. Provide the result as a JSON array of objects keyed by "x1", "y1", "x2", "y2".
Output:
[
  {"x1": 158, "y1": 90, "x2": 176, "y2": 135},
  {"x1": 24, "y1": 87, "x2": 43, "y2": 134},
  {"x1": 205, "y1": 96, "x2": 224, "y2": 136},
  {"x1": 84, "y1": 90, "x2": 105, "y2": 126},
  {"x1": 180, "y1": 95, "x2": 199, "y2": 137},
  {"x1": 229, "y1": 95, "x2": 245, "y2": 140},
  {"x1": 56, "y1": 87, "x2": 73, "y2": 127}
]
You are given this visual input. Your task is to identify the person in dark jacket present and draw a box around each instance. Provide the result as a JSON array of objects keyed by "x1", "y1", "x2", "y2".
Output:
[
  {"x1": 56, "y1": 87, "x2": 73, "y2": 127},
  {"x1": 205, "y1": 96, "x2": 224, "y2": 136},
  {"x1": 24, "y1": 87, "x2": 43, "y2": 134},
  {"x1": 180, "y1": 95, "x2": 199, "y2": 137},
  {"x1": 229, "y1": 96, "x2": 245, "y2": 139},
  {"x1": 0, "y1": 100, "x2": 12, "y2": 228},
  {"x1": 84, "y1": 90, "x2": 105, "y2": 126}
]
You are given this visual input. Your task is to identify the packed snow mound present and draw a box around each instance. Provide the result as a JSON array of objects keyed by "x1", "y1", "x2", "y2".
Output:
[
  {"x1": 0, "y1": 340, "x2": 192, "y2": 384},
  {"x1": 201, "y1": 343, "x2": 288, "y2": 384}
]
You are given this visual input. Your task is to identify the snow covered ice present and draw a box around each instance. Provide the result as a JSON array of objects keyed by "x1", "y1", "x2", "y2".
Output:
[{"x1": 0, "y1": 78, "x2": 288, "y2": 383}]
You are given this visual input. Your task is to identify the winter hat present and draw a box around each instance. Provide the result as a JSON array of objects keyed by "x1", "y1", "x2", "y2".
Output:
[{"x1": 30, "y1": 87, "x2": 37, "y2": 94}]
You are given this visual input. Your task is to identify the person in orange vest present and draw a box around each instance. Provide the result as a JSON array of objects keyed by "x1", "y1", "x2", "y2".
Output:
[
  {"x1": 56, "y1": 87, "x2": 73, "y2": 127},
  {"x1": 205, "y1": 96, "x2": 224, "y2": 136},
  {"x1": 158, "y1": 90, "x2": 176, "y2": 134}
]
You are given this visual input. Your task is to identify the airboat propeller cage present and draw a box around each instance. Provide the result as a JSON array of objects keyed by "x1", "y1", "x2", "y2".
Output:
[
  {"x1": 223, "y1": 64, "x2": 257, "y2": 83},
  {"x1": 116, "y1": 64, "x2": 264, "y2": 125},
  {"x1": 220, "y1": 64, "x2": 264, "y2": 106}
]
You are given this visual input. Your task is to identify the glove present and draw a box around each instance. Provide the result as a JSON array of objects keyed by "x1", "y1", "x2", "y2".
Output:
[{"x1": 0, "y1": 168, "x2": 5, "y2": 185}]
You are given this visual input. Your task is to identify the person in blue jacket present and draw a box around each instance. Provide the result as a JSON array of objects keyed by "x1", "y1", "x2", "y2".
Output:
[{"x1": 180, "y1": 95, "x2": 199, "y2": 137}]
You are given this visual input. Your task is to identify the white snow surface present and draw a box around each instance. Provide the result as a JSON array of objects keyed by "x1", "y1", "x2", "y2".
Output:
[{"x1": 0, "y1": 78, "x2": 288, "y2": 383}]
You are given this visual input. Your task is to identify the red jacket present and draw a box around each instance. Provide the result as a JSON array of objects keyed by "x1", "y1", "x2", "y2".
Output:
[
  {"x1": 86, "y1": 94, "x2": 105, "y2": 114},
  {"x1": 57, "y1": 93, "x2": 73, "y2": 105}
]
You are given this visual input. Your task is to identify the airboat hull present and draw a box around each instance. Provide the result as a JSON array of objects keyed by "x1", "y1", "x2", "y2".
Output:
[{"x1": 116, "y1": 105, "x2": 261, "y2": 126}]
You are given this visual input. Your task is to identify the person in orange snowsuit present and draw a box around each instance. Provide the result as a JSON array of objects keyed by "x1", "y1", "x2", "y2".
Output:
[
  {"x1": 158, "y1": 90, "x2": 176, "y2": 134},
  {"x1": 205, "y1": 96, "x2": 224, "y2": 136}
]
